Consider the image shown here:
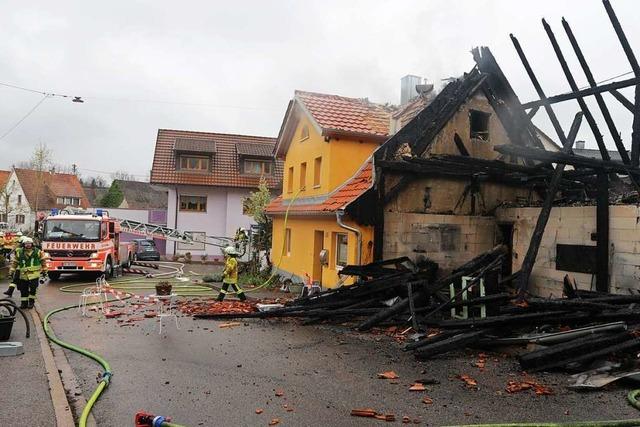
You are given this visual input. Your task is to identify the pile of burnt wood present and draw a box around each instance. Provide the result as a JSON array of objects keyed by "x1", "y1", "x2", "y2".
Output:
[{"x1": 195, "y1": 244, "x2": 640, "y2": 373}]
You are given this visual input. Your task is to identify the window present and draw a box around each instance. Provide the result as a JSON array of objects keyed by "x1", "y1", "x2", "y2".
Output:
[
  {"x1": 15, "y1": 214, "x2": 25, "y2": 224},
  {"x1": 335, "y1": 233, "x2": 348, "y2": 268},
  {"x1": 469, "y1": 110, "x2": 490, "y2": 141},
  {"x1": 284, "y1": 228, "x2": 291, "y2": 256},
  {"x1": 17, "y1": 195, "x2": 22, "y2": 205},
  {"x1": 313, "y1": 157, "x2": 322, "y2": 187},
  {"x1": 287, "y1": 167, "x2": 294, "y2": 193},
  {"x1": 300, "y1": 162, "x2": 307, "y2": 190},
  {"x1": 179, "y1": 156, "x2": 210, "y2": 171},
  {"x1": 244, "y1": 159, "x2": 273, "y2": 175},
  {"x1": 57, "y1": 196, "x2": 81, "y2": 206},
  {"x1": 0, "y1": 213, "x2": 6, "y2": 222},
  {"x1": 300, "y1": 125, "x2": 309, "y2": 141},
  {"x1": 179, "y1": 195, "x2": 207, "y2": 212}
]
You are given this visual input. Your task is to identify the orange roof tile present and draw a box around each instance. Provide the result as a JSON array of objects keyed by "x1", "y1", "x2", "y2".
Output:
[
  {"x1": 266, "y1": 160, "x2": 373, "y2": 215},
  {"x1": 0, "y1": 170, "x2": 10, "y2": 190},
  {"x1": 295, "y1": 91, "x2": 392, "y2": 138},
  {"x1": 150, "y1": 129, "x2": 283, "y2": 189},
  {"x1": 14, "y1": 168, "x2": 90, "y2": 209}
]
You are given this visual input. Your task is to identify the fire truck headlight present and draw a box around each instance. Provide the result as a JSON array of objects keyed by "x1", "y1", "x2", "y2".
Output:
[
  {"x1": 90, "y1": 262, "x2": 99, "y2": 268},
  {"x1": 90, "y1": 252, "x2": 99, "y2": 259}
]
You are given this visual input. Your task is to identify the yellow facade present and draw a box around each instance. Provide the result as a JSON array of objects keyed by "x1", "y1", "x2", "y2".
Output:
[
  {"x1": 271, "y1": 112, "x2": 380, "y2": 288},
  {"x1": 282, "y1": 115, "x2": 379, "y2": 199},
  {"x1": 272, "y1": 215, "x2": 374, "y2": 288}
]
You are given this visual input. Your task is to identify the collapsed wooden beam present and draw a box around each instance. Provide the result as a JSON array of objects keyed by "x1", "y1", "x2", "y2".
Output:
[
  {"x1": 514, "y1": 112, "x2": 583, "y2": 295},
  {"x1": 610, "y1": 89, "x2": 635, "y2": 112},
  {"x1": 602, "y1": 0, "x2": 640, "y2": 166},
  {"x1": 543, "y1": 18, "x2": 611, "y2": 162},
  {"x1": 521, "y1": 76, "x2": 640, "y2": 110},
  {"x1": 561, "y1": 17, "x2": 631, "y2": 165}
]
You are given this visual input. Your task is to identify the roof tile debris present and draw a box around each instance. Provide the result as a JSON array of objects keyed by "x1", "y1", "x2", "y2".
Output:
[{"x1": 151, "y1": 129, "x2": 283, "y2": 189}]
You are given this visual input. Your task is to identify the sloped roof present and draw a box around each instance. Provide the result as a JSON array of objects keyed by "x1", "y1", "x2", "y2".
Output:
[
  {"x1": 115, "y1": 180, "x2": 168, "y2": 209},
  {"x1": 236, "y1": 142, "x2": 273, "y2": 158},
  {"x1": 150, "y1": 129, "x2": 283, "y2": 189},
  {"x1": 0, "y1": 170, "x2": 10, "y2": 190},
  {"x1": 82, "y1": 186, "x2": 109, "y2": 207},
  {"x1": 295, "y1": 90, "x2": 393, "y2": 138},
  {"x1": 265, "y1": 160, "x2": 373, "y2": 215},
  {"x1": 174, "y1": 138, "x2": 217, "y2": 153},
  {"x1": 14, "y1": 168, "x2": 90, "y2": 209}
]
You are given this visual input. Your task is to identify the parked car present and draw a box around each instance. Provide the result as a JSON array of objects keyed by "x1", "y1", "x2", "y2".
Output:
[{"x1": 131, "y1": 239, "x2": 161, "y2": 261}]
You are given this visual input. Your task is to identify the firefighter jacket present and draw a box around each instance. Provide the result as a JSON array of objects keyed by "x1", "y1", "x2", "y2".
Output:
[
  {"x1": 10, "y1": 247, "x2": 48, "y2": 281},
  {"x1": 223, "y1": 257, "x2": 238, "y2": 284}
]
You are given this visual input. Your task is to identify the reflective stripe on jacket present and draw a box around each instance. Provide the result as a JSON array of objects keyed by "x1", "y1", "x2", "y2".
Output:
[
  {"x1": 223, "y1": 257, "x2": 238, "y2": 284},
  {"x1": 12, "y1": 248, "x2": 46, "y2": 281}
]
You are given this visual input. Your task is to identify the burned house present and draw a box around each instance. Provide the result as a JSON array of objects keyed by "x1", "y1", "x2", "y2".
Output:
[{"x1": 345, "y1": 0, "x2": 640, "y2": 299}]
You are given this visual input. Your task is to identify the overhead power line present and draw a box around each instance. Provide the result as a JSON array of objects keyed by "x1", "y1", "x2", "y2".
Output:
[{"x1": 0, "y1": 94, "x2": 50, "y2": 140}]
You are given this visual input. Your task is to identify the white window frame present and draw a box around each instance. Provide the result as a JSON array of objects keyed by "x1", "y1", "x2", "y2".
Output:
[
  {"x1": 335, "y1": 233, "x2": 348, "y2": 269},
  {"x1": 179, "y1": 195, "x2": 207, "y2": 212}
]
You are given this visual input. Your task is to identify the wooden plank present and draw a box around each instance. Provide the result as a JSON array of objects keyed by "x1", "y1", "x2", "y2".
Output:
[
  {"x1": 596, "y1": 171, "x2": 610, "y2": 292},
  {"x1": 543, "y1": 18, "x2": 611, "y2": 161},
  {"x1": 515, "y1": 112, "x2": 583, "y2": 295},
  {"x1": 453, "y1": 133, "x2": 470, "y2": 156},
  {"x1": 610, "y1": 89, "x2": 634, "y2": 112},
  {"x1": 414, "y1": 329, "x2": 489, "y2": 359},
  {"x1": 562, "y1": 17, "x2": 631, "y2": 165}
]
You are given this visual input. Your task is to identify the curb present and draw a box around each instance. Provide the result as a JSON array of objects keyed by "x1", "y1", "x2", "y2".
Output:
[{"x1": 33, "y1": 303, "x2": 97, "y2": 427}]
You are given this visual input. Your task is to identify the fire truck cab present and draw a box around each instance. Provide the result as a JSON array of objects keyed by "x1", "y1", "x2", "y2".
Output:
[{"x1": 40, "y1": 209, "x2": 133, "y2": 280}]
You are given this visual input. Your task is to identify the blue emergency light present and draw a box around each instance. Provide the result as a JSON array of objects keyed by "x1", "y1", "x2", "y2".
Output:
[
  {"x1": 96, "y1": 209, "x2": 103, "y2": 217},
  {"x1": 51, "y1": 208, "x2": 59, "y2": 215}
]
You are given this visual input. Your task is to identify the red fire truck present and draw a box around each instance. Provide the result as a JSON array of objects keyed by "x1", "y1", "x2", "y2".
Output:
[{"x1": 40, "y1": 209, "x2": 133, "y2": 280}]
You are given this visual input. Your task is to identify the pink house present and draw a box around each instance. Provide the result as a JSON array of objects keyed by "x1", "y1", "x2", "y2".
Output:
[{"x1": 150, "y1": 129, "x2": 283, "y2": 259}]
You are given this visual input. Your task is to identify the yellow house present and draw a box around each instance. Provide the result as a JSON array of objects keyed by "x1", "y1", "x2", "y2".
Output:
[{"x1": 266, "y1": 91, "x2": 394, "y2": 288}]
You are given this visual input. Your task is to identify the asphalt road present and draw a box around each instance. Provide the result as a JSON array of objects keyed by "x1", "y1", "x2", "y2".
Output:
[{"x1": 21, "y1": 268, "x2": 640, "y2": 426}]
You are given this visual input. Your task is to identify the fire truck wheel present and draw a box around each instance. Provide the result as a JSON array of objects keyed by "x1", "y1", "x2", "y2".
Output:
[
  {"x1": 48, "y1": 272, "x2": 61, "y2": 281},
  {"x1": 105, "y1": 257, "x2": 114, "y2": 278}
]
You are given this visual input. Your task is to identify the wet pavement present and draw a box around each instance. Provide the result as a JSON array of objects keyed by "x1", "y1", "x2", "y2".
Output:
[
  {"x1": 0, "y1": 296, "x2": 56, "y2": 427},
  {"x1": 10, "y1": 269, "x2": 640, "y2": 426}
]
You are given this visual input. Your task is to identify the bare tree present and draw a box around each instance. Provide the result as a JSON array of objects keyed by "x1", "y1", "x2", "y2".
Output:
[
  {"x1": 110, "y1": 170, "x2": 135, "y2": 182},
  {"x1": 0, "y1": 181, "x2": 16, "y2": 223},
  {"x1": 30, "y1": 143, "x2": 53, "y2": 212}
]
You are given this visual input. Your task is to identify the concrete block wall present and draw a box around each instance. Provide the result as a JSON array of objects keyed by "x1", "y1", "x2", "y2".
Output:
[
  {"x1": 384, "y1": 212, "x2": 497, "y2": 273},
  {"x1": 496, "y1": 205, "x2": 640, "y2": 297}
]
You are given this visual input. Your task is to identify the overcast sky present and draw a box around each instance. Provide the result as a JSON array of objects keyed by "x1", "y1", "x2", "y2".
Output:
[{"x1": 0, "y1": 0, "x2": 638, "y2": 182}]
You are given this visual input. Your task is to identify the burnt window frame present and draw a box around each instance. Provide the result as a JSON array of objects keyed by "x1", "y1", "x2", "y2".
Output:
[{"x1": 469, "y1": 109, "x2": 491, "y2": 142}]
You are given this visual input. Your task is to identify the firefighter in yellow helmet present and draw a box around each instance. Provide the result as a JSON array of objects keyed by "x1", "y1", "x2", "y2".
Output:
[
  {"x1": 216, "y1": 246, "x2": 246, "y2": 302},
  {"x1": 9, "y1": 237, "x2": 47, "y2": 309},
  {"x1": 3, "y1": 234, "x2": 24, "y2": 297}
]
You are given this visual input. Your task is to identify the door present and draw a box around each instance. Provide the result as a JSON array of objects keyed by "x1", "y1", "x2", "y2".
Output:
[{"x1": 312, "y1": 230, "x2": 324, "y2": 286}]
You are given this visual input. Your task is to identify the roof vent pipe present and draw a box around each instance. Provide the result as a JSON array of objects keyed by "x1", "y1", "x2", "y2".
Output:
[{"x1": 336, "y1": 209, "x2": 362, "y2": 266}]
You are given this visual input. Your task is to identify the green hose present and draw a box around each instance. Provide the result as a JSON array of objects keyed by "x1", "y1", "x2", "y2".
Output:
[
  {"x1": 449, "y1": 421, "x2": 640, "y2": 427},
  {"x1": 43, "y1": 300, "x2": 119, "y2": 427}
]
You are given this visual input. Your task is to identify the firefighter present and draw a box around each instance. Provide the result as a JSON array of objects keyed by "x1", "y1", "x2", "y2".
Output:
[
  {"x1": 9, "y1": 237, "x2": 47, "y2": 309},
  {"x1": 216, "y1": 246, "x2": 246, "y2": 302},
  {"x1": 3, "y1": 234, "x2": 24, "y2": 297}
]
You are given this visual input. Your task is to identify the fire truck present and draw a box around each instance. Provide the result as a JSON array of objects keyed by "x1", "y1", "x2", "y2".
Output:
[{"x1": 40, "y1": 209, "x2": 133, "y2": 280}]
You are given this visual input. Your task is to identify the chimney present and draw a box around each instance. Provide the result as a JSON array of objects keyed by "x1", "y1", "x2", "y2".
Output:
[
  {"x1": 574, "y1": 140, "x2": 585, "y2": 150},
  {"x1": 400, "y1": 75, "x2": 423, "y2": 105}
]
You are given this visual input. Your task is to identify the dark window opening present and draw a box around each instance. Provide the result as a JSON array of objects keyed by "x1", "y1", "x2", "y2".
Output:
[
  {"x1": 470, "y1": 110, "x2": 490, "y2": 141},
  {"x1": 423, "y1": 187, "x2": 431, "y2": 211}
]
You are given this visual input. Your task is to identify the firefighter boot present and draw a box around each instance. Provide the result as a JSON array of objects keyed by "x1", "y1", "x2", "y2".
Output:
[
  {"x1": 20, "y1": 298, "x2": 28, "y2": 309},
  {"x1": 3, "y1": 283, "x2": 15, "y2": 296},
  {"x1": 28, "y1": 298, "x2": 35, "y2": 309}
]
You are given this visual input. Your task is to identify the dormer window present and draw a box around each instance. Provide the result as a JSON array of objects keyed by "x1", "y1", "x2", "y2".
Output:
[
  {"x1": 244, "y1": 159, "x2": 273, "y2": 175},
  {"x1": 174, "y1": 138, "x2": 216, "y2": 173},
  {"x1": 56, "y1": 197, "x2": 81, "y2": 206},
  {"x1": 179, "y1": 156, "x2": 210, "y2": 171}
]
